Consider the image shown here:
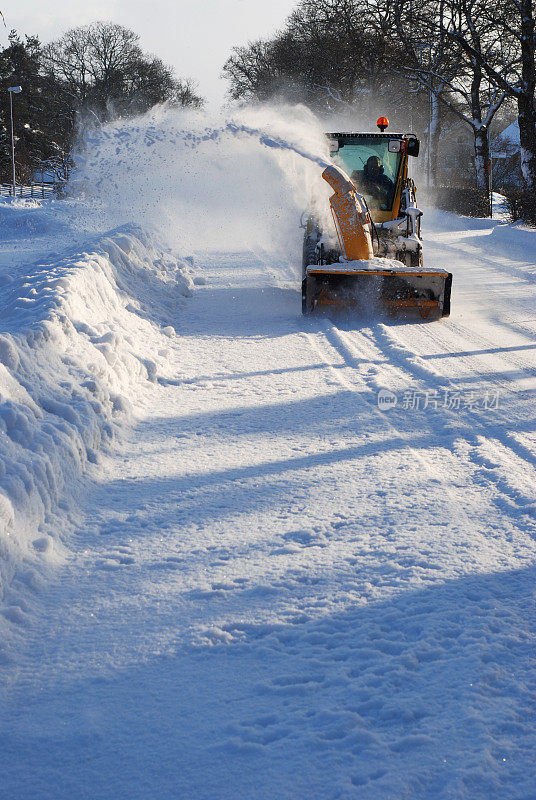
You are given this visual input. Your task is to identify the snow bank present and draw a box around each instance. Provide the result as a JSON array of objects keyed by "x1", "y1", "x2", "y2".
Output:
[
  {"x1": 487, "y1": 218, "x2": 536, "y2": 252},
  {"x1": 0, "y1": 203, "x2": 193, "y2": 615},
  {"x1": 0, "y1": 103, "x2": 335, "y2": 623}
]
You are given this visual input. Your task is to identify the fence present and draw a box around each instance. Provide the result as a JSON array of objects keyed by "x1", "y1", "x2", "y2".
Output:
[{"x1": 0, "y1": 182, "x2": 59, "y2": 199}]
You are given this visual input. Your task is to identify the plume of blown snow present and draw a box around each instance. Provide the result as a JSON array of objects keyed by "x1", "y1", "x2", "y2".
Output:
[{"x1": 68, "y1": 103, "x2": 334, "y2": 261}]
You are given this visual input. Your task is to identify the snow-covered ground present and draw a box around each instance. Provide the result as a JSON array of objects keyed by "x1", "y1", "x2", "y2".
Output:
[{"x1": 0, "y1": 113, "x2": 535, "y2": 799}]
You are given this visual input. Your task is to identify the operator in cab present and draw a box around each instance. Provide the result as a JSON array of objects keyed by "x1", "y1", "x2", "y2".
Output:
[{"x1": 353, "y1": 155, "x2": 394, "y2": 210}]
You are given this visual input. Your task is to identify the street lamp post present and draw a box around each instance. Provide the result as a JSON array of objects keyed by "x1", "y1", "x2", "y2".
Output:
[{"x1": 8, "y1": 86, "x2": 22, "y2": 198}]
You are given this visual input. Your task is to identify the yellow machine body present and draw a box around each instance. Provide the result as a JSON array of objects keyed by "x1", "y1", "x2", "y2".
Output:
[{"x1": 301, "y1": 128, "x2": 452, "y2": 319}]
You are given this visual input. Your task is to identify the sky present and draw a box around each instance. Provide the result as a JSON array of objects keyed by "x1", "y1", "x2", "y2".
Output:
[{"x1": 2, "y1": 0, "x2": 299, "y2": 107}]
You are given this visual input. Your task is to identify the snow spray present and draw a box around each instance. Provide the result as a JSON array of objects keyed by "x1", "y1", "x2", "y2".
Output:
[
  {"x1": 174, "y1": 121, "x2": 331, "y2": 170},
  {"x1": 68, "y1": 104, "x2": 334, "y2": 262}
]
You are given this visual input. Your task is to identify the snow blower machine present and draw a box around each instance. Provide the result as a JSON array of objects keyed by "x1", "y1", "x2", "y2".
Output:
[{"x1": 302, "y1": 117, "x2": 452, "y2": 318}]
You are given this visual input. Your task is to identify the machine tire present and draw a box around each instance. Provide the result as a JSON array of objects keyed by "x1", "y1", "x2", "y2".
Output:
[
  {"x1": 302, "y1": 227, "x2": 321, "y2": 314},
  {"x1": 301, "y1": 278, "x2": 308, "y2": 314},
  {"x1": 302, "y1": 228, "x2": 320, "y2": 278},
  {"x1": 442, "y1": 273, "x2": 453, "y2": 317}
]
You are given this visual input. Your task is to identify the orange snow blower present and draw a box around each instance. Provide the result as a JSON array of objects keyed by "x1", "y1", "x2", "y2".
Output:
[{"x1": 301, "y1": 120, "x2": 452, "y2": 318}]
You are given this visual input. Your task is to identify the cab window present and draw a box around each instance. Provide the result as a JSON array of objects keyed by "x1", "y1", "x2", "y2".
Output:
[{"x1": 331, "y1": 137, "x2": 403, "y2": 211}]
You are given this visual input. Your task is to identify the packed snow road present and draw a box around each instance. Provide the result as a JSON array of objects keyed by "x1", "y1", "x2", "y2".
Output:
[{"x1": 1, "y1": 208, "x2": 536, "y2": 799}]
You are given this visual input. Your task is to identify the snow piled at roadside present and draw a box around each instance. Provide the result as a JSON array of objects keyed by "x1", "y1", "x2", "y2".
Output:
[
  {"x1": 0, "y1": 103, "x2": 332, "y2": 623},
  {"x1": 0, "y1": 202, "x2": 194, "y2": 615}
]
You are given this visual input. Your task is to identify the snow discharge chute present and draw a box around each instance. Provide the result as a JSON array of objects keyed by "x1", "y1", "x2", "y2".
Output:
[{"x1": 322, "y1": 165, "x2": 374, "y2": 261}]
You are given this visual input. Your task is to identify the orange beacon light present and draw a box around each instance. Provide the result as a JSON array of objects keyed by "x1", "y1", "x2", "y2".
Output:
[{"x1": 376, "y1": 116, "x2": 389, "y2": 131}]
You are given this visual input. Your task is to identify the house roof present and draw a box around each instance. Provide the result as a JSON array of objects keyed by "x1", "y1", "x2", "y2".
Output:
[{"x1": 493, "y1": 119, "x2": 519, "y2": 148}]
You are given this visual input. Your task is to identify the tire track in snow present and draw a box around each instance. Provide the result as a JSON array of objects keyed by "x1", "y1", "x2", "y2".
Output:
[
  {"x1": 425, "y1": 230, "x2": 536, "y2": 287},
  {"x1": 367, "y1": 321, "x2": 536, "y2": 461},
  {"x1": 360, "y1": 321, "x2": 533, "y2": 397},
  {"x1": 332, "y1": 322, "x2": 536, "y2": 537},
  {"x1": 422, "y1": 316, "x2": 536, "y2": 385},
  {"x1": 442, "y1": 321, "x2": 536, "y2": 384},
  {"x1": 302, "y1": 321, "x2": 486, "y2": 547}
]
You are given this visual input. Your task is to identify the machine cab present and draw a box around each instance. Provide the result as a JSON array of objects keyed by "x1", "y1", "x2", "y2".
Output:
[{"x1": 326, "y1": 132, "x2": 419, "y2": 223}]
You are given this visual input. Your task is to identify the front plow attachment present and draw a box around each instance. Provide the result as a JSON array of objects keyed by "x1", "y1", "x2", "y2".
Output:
[{"x1": 302, "y1": 264, "x2": 452, "y2": 319}]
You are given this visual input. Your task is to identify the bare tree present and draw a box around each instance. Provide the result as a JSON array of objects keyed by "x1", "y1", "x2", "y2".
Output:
[
  {"x1": 223, "y1": 0, "x2": 410, "y2": 116},
  {"x1": 443, "y1": 0, "x2": 536, "y2": 191},
  {"x1": 0, "y1": 31, "x2": 74, "y2": 182},
  {"x1": 43, "y1": 21, "x2": 203, "y2": 120},
  {"x1": 381, "y1": 0, "x2": 507, "y2": 193},
  {"x1": 223, "y1": 38, "x2": 294, "y2": 103}
]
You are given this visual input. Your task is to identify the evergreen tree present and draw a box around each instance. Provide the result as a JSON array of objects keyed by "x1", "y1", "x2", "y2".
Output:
[{"x1": 0, "y1": 32, "x2": 66, "y2": 183}]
